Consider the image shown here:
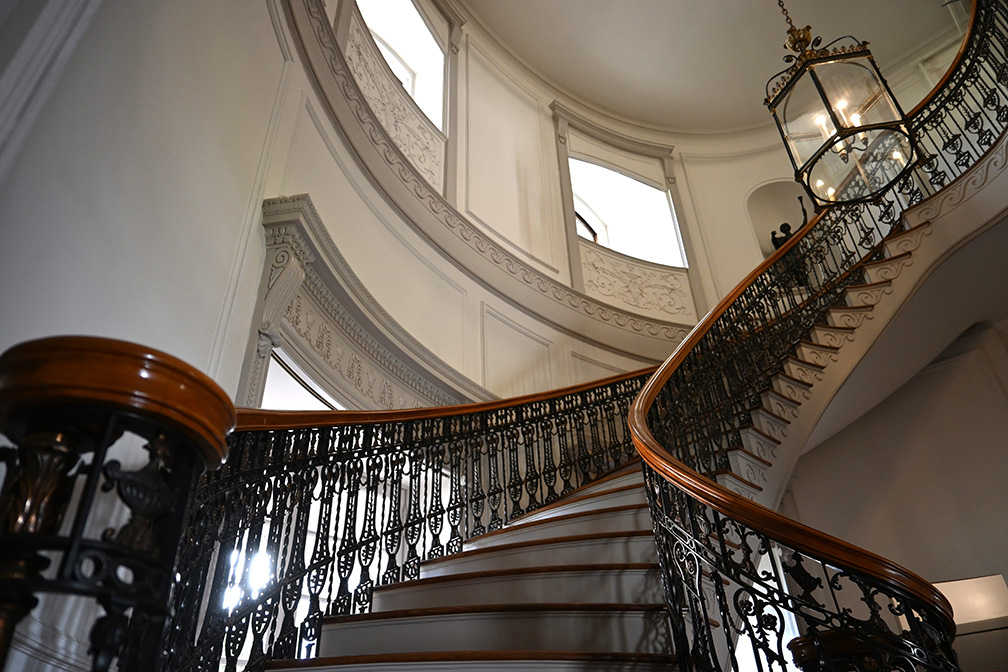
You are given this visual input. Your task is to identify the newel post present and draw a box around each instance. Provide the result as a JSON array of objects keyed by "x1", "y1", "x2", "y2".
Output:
[{"x1": 0, "y1": 336, "x2": 236, "y2": 671}]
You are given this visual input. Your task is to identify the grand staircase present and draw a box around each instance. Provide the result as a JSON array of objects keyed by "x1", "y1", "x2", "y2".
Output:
[{"x1": 271, "y1": 462, "x2": 676, "y2": 671}]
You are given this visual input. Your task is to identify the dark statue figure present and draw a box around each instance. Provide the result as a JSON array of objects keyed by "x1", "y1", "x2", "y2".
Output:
[{"x1": 771, "y1": 196, "x2": 808, "y2": 250}]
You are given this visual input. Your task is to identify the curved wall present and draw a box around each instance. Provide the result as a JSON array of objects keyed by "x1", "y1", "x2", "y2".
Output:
[{"x1": 0, "y1": 0, "x2": 962, "y2": 407}]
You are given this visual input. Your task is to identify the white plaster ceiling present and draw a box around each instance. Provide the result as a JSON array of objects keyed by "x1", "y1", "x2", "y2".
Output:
[{"x1": 458, "y1": 0, "x2": 968, "y2": 133}]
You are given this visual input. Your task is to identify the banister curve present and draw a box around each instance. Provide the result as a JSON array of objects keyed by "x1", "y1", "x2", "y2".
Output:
[
  {"x1": 237, "y1": 365, "x2": 656, "y2": 430},
  {"x1": 628, "y1": 0, "x2": 999, "y2": 668}
]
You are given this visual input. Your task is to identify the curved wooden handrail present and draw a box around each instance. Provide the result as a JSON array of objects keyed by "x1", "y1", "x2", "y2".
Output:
[
  {"x1": 0, "y1": 335, "x2": 236, "y2": 468},
  {"x1": 907, "y1": 0, "x2": 979, "y2": 118},
  {"x1": 627, "y1": 0, "x2": 985, "y2": 638},
  {"x1": 237, "y1": 365, "x2": 656, "y2": 431}
]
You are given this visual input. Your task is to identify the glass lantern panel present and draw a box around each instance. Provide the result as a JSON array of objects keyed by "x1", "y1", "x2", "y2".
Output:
[
  {"x1": 780, "y1": 72, "x2": 835, "y2": 168},
  {"x1": 807, "y1": 128, "x2": 912, "y2": 203},
  {"x1": 812, "y1": 58, "x2": 901, "y2": 131}
]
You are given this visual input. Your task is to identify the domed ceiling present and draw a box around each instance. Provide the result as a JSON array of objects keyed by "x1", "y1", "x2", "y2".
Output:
[{"x1": 458, "y1": 0, "x2": 968, "y2": 133}]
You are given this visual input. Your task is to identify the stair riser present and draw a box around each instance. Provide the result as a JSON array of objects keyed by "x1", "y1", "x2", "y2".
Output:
[
  {"x1": 512, "y1": 487, "x2": 647, "y2": 525},
  {"x1": 421, "y1": 536, "x2": 658, "y2": 577},
  {"x1": 572, "y1": 471, "x2": 643, "y2": 497},
  {"x1": 319, "y1": 610, "x2": 668, "y2": 657},
  {"x1": 374, "y1": 569, "x2": 662, "y2": 611},
  {"x1": 276, "y1": 661, "x2": 675, "y2": 671},
  {"x1": 465, "y1": 508, "x2": 653, "y2": 549}
]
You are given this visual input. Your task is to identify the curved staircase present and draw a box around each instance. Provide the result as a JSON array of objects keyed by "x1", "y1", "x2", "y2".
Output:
[{"x1": 269, "y1": 462, "x2": 676, "y2": 671}]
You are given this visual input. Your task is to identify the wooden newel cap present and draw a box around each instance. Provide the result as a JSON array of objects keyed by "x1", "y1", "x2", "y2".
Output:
[{"x1": 0, "y1": 336, "x2": 236, "y2": 469}]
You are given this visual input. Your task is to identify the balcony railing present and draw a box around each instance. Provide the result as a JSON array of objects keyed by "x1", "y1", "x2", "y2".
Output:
[{"x1": 629, "y1": 0, "x2": 1004, "y2": 670}]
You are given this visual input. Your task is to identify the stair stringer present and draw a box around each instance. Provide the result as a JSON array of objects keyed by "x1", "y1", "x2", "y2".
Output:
[{"x1": 752, "y1": 130, "x2": 1008, "y2": 511}]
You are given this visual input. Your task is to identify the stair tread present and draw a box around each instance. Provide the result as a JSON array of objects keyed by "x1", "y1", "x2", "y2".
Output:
[
  {"x1": 865, "y1": 250, "x2": 911, "y2": 267},
  {"x1": 785, "y1": 353, "x2": 825, "y2": 368},
  {"x1": 468, "y1": 503, "x2": 649, "y2": 543},
  {"x1": 798, "y1": 338, "x2": 840, "y2": 352},
  {"x1": 325, "y1": 602, "x2": 667, "y2": 625},
  {"x1": 771, "y1": 371, "x2": 813, "y2": 389},
  {"x1": 725, "y1": 445, "x2": 773, "y2": 467},
  {"x1": 268, "y1": 650, "x2": 677, "y2": 669},
  {"x1": 739, "y1": 424, "x2": 781, "y2": 444},
  {"x1": 381, "y1": 563, "x2": 658, "y2": 591},
  {"x1": 844, "y1": 279, "x2": 892, "y2": 291},
  {"x1": 424, "y1": 530, "x2": 656, "y2": 567},
  {"x1": 713, "y1": 469, "x2": 764, "y2": 492},
  {"x1": 515, "y1": 483, "x2": 645, "y2": 520}
]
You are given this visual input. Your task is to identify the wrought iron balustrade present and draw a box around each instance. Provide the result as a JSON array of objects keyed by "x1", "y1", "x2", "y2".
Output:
[
  {"x1": 161, "y1": 370, "x2": 650, "y2": 672},
  {"x1": 630, "y1": 0, "x2": 1006, "y2": 670}
]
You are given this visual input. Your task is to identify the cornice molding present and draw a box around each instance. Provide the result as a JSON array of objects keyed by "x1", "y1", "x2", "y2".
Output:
[
  {"x1": 286, "y1": 0, "x2": 692, "y2": 358},
  {"x1": 263, "y1": 194, "x2": 494, "y2": 404}
]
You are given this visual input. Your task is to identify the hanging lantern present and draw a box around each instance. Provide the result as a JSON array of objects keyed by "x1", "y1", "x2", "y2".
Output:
[{"x1": 765, "y1": 2, "x2": 917, "y2": 208}]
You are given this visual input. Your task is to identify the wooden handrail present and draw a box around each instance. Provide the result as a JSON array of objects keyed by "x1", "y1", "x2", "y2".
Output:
[
  {"x1": 0, "y1": 335, "x2": 235, "y2": 468},
  {"x1": 236, "y1": 365, "x2": 657, "y2": 431},
  {"x1": 907, "y1": 0, "x2": 979, "y2": 119},
  {"x1": 626, "y1": 0, "x2": 987, "y2": 636}
]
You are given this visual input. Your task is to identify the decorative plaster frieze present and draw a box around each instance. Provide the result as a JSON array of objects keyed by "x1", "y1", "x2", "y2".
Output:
[
  {"x1": 344, "y1": 11, "x2": 444, "y2": 190},
  {"x1": 885, "y1": 223, "x2": 933, "y2": 256},
  {"x1": 292, "y1": 0, "x2": 693, "y2": 346},
  {"x1": 580, "y1": 242, "x2": 697, "y2": 322},
  {"x1": 240, "y1": 194, "x2": 493, "y2": 410},
  {"x1": 904, "y1": 126, "x2": 1008, "y2": 228}
]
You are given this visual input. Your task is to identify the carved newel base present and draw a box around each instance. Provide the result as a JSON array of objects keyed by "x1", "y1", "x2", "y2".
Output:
[{"x1": 0, "y1": 337, "x2": 235, "y2": 671}]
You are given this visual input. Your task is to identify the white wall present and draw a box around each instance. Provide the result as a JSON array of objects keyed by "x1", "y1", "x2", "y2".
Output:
[{"x1": 781, "y1": 324, "x2": 1008, "y2": 670}]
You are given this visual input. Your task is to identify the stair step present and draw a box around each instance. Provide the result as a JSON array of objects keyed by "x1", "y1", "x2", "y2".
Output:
[
  {"x1": 319, "y1": 605, "x2": 669, "y2": 657},
  {"x1": 513, "y1": 483, "x2": 647, "y2": 525},
  {"x1": 726, "y1": 447, "x2": 772, "y2": 490},
  {"x1": 739, "y1": 425, "x2": 780, "y2": 464},
  {"x1": 760, "y1": 386, "x2": 801, "y2": 419},
  {"x1": 795, "y1": 340, "x2": 839, "y2": 368},
  {"x1": 770, "y1": 372, "x2": 812, "y2": 402},
  {"x1": 421, "y1": 532, "x2": 658, "y2": 577},
  {"x1": 783, "y1": 355, "x2": 824, "y2": 384},
  {"x1": 749, "y1": 406, "x2": 789, "y2": 442},
  {"x1": 714, "y1": 470, "x2": 763, "y2": 501},
  {"x1": 883, "y1": 221, "x2": 932, "y2": 256},
  {"x1": 826, "y1": 305, "x2": 874, "y2": 329},
  {"x1": 843, "y1": 280, "x2": 892, "y2": 307},
  {"x1": 465, "y1": 505, "x2": 653, "y2": 550},
  {"x1": 270, "y1": 650, "x2": 677, "y2": 671},
  {"x1": 864, "y1": 251, "x2": 913, "y2": 284},
  {"x1": 809, "y1": 323, "x2": 856, "y2": 349},
  {"x1": 373, "y1": 564, "x2": 662, "y2": 611},
  {"x1": 566, "y1": 466, "x2": 643, "y2": 499}
]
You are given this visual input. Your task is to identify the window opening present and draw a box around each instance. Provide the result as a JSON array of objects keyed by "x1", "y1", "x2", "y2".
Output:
[
  {"x1": 261, "y1": 352, "x2": 345, "y2": 411},
  {"x1": 357, "y1": 0, "x2": 446, "y2": 130},
  {"x1": 568, "y1": 158, "x2": 687, "y2": 268}
]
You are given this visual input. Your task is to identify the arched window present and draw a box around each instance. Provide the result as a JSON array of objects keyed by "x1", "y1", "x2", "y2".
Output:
[
  {"x1": 568, "y1": 158, "x2": 687, "y2": 268},
  {"x1": 357, "y1": 0, "x2": 447, "y2": 130}
]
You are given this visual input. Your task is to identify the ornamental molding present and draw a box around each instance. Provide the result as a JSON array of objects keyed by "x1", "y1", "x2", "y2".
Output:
[
  {"x1": 904, "y1": 124, "x2": 1008, "y2": 228},
  {"x1": 580, "y1": 242, "x2": 698, "y2": 323},
  {"x1": 344, "y1": 9, "x2": 444, "y2": 190},
  {"x1": 288, "y1": 0, "x2": 693, "y2": 353},
  {"x1": 241, "y1": 194, "x2": 494, "y2": 409}
]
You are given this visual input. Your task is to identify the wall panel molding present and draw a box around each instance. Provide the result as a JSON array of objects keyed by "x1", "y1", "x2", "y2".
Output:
[{"x1": 282, "y1": 0, "x2": 692, "y2": 361}]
